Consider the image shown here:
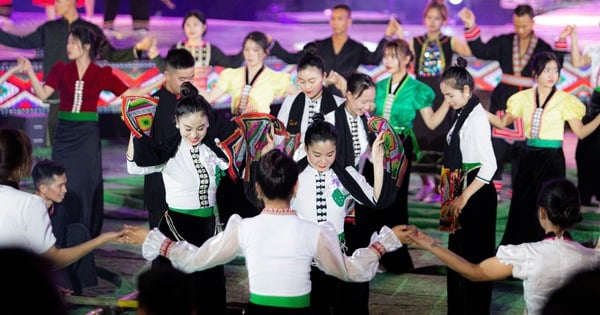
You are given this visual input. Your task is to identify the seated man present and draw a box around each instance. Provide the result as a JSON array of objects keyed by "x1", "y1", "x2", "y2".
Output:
[{"x1": 32, "y1": 159, "x2": 113, "y2": 294}]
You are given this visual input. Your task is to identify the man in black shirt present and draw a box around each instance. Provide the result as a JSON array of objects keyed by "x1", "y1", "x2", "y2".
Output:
[{"x1": 269, "y1": 3, "x2": 401, "y2": 95}]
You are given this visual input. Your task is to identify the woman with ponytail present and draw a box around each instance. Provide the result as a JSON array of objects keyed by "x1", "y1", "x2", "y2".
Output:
[
  {"x1": 126, "y1": 81, "x2": 231, "y2": 315},
  {"x1": 410, "y1": 178, "x2": 600, "y2": 315},
  {"x1": 437, "y1": 57, "x2": 498, "y2": 314},
  {"x1": 20, "y1": 25, "x2": 162, "y2": 239},
  {"x1": 277, "y1": 42, "x2": 345, "y2": 143}
]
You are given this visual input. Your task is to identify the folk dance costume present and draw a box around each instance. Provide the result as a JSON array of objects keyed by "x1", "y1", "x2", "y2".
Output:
[
  {"x1": 46, "y1": 62, "x2": 128, "y2": 239},
  {"x1": 140, "y1": 209, "x2": 403, "y2": 315},
  {"x1": 411, "y1": 34, "x2": 456, "y2": 175},
  {"x1": 128, "y1": 133, "x2": 230, "y2": 315},
  {"x1": 575, "y1": 44, "x2": 600, "y2": 205},
  {"x1": 500, "y1": 88, "x2": 585, "y2": 246},
  {"x1": 322, "y1": 106, "x2": 392, "y2": 315},
  {"x1": 151, "y1": 40, "x2": 243, "y2": 91},
  {"x1": 278, "y1": 88, "x2": 344, "y2": 144},
  {"x1": 292, "y1": 156, "x2": 399, "y2": 315},
  {"x1": 215, "y1": 66, "x2": 291, "y2": 115},
  {"x1": 496, "y1": 232, "x2": 600, "y2": 315},
  {"x1": 357, "y1": 74, "x2": 434, "y2": 273},
  {"x1": 440, "y1": 96, "x2": 497, "y2": 315},
  {"x1": 464, "y1": 25, "x2": 558, "y2": 193},
  {"x1": 0, "y1": 14, "x2": 140, "y2": 145}
]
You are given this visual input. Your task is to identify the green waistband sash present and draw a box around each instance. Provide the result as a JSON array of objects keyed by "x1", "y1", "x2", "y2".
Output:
[
  {"x1": 462, "y1": 162, "x2": 482, "y2": 172},
  {"x1": 249, "y1": 293, "x2": 310, "y2": 308},
  {"x1": 58, "y1": 111, "x2": 99, "y2": 121},
  {"x1": 169, "y1": 206, "x2": 214, "y2": 218},
  {"x1": 393, "y1": 126, "x2": 421, "y2": 161},
  {"x1": 527, "y1": 139, "x2": 562, "y2": 149}
]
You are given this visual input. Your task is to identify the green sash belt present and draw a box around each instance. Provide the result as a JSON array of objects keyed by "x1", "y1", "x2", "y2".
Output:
[
  {"x1": 527, "y1": 139, "x2": 562, "y2": 149},
  {"x1": 58, "y1": 111, "x2": 99, "y2": 121},
  {"x1": 249, "y1": 293, "x2": 310, "y2": 308},
  {"x1": 169, "y1": 206, "x2": 214, "y2": 218}
]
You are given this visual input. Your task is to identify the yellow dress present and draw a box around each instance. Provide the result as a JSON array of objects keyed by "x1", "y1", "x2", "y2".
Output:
[{"x1": 215, "y1": 66, "x2": 291, "y2": 114}]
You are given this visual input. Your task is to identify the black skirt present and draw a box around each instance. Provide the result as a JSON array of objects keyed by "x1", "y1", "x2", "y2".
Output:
[{"x1": 500, "y1": 146, "x2": 565, "y2": 246}]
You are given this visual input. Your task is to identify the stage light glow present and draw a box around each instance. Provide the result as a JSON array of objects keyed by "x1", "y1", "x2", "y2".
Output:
[{"x1": 449, "y1": 0, "x2": 463, "y2": 5}]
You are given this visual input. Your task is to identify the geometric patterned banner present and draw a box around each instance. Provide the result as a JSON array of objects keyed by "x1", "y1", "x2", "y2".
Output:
[{"x1": 0, "y1": 55, "x2": 594, "y2": 116}]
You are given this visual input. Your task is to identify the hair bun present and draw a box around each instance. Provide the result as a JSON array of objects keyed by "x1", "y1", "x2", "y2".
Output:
[
  {"x1": 180, "y1": 82, "x2": 199, "y2": 98},
  {"x1": 455, "y1": 57, "x2": 468, "y2": 68},
  {"x1": 302, "y1": 42, "x2": 319, "y2": 56},
  {"x1": 311, "y1": 112, "x2": 325, "y2": 123}
]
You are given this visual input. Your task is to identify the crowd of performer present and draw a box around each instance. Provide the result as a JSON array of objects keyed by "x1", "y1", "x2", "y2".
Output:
[{"x1": 1, "y1": 0, "x2": 600, "y2": 314}]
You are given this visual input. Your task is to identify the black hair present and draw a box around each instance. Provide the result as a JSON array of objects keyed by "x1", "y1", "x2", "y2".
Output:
[
  {"x1": 0, "y1": 128, "x2": 32, "y2": 187},
  {"x1": 243, "y1": 31, "x2": 269, "y2": 54},
  {"x1": 182, "y1": 10, "x2": 207, "y2": 36},
  {"x1": 332, "y1": 3, "x2": 351, "y2": 16},
  {"x1": 256, "y1": 149, "x2": 298, "y2": 201},
  {"x1": 514, "y1": 4, "x2": 535, "y2": 18},
  {"x1": 165, "y1": 48, "x2": 195, "y2": 70},
  {"x1": 297, "y1": 42, "x2": 325, "y2": 74},
  {"x1": 31, "y1": 159, "x2": 66, "y2": 192},
  {"x1": 346, "y1": 72, "x2": 375, "y2": 99},
  {"x1": 440, "y1": 57, "x2": 475, "y2": 92},
  {"x1": 137, "y1": 266, "x2": 195, "y2": 315},
  {"x1": 531, "y1": 51, "x2": 562, "y2": 79},
  {"x1": 384, "y1": 39, "x2": 415, "y2": 70},
  {"x1": 536, "y1": 179, "x2": 582, "y2": 229},
  {"x1": 0, "y1": 248, "x2": 68, "y2": 314},
  {"x1": 175, "y1": 81, "x2": 212, "y2": 119},
  {"x1": 304, "y1": 112, "x2": 337, "y2": 147},
  {"x1": 69, "y1": 25, "x2": 108, "y2": 60}
]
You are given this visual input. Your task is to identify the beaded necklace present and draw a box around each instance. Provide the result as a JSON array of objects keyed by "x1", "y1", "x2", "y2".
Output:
[{"x1": 261, "y1": 207, "x2": 297, "y2": 215}]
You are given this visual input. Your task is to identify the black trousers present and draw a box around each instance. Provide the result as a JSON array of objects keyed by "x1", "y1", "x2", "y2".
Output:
[
  {"x1": 447, "y1": 171, "x2": 497, "y2": 315},
  {"x1": 103, "y1": 0, "x2": 150, "y2": 29}
]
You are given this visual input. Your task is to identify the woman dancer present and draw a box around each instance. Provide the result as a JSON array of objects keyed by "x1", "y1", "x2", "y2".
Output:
[
  {"x1": 360, "y1": 38, "x2": 449, "y2": 273},
  {"x1": 399, "y1": 0, "x2": 471, "y2": 202},
  {"x1": 277, "y1": 43, "x2": 344, "y2": 144},
  {"x1": 410, "y1": 179, "x2": 600, "y2": 315},
  {"x1": 200, "y1": 31, "x2": 297, "y2": 115},
  {"x1": 22, "y1": 25, "x2": 161, "y2": 238},
  {"x1": 124, "y1": 149, "x2": 414, "y2": 315},
  {"x1": 148, "y1": 9, "x2": 243, "y2": 91},
  {"x1": 438, "y1": 57, "x2": 498, "y2": 314},
  {"x1": 127, "y1": 82, "x2": 230, "y2": 314},
  {"x1": 488, "y1": 52, "x2": 600, "y2": 246}
]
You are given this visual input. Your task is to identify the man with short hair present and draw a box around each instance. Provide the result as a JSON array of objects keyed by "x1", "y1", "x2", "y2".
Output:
[
  {"x1": 32, "y1": 159, "x2": 120, "y2": 294},
  {"x1": 269, "y1": 3, "x2": 400, "y2": 95}
]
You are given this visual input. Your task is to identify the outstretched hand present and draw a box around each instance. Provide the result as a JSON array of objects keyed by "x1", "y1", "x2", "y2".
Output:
[
  {"x1": 122, "y1": 224, "x2": 150, "y2": 245},
  {"x1": 407, "y1": 228, "x2": 443, "y2": 250},
  {"x1": 391, "y1": 224, "x2": 418, "y2": 245}
]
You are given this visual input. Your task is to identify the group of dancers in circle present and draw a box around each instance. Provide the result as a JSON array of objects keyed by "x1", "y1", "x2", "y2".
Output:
[{"x1": 1, "y1": 0, "x2": 600, "y2": 314}]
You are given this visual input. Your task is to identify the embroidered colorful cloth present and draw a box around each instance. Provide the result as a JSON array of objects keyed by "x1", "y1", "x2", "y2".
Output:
[
  {"x1": 367, "y1": 116, "x2": 407, "y2": 188},
  {"x1": 217, "y1": 113, "x2": 299, "y2": 181},
  {"x1": 121, "y1": 96, "x2": 159, "y2": 138},
  {"x1": 439, "y1": 166, "x2": 463, "y2": 233}
]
